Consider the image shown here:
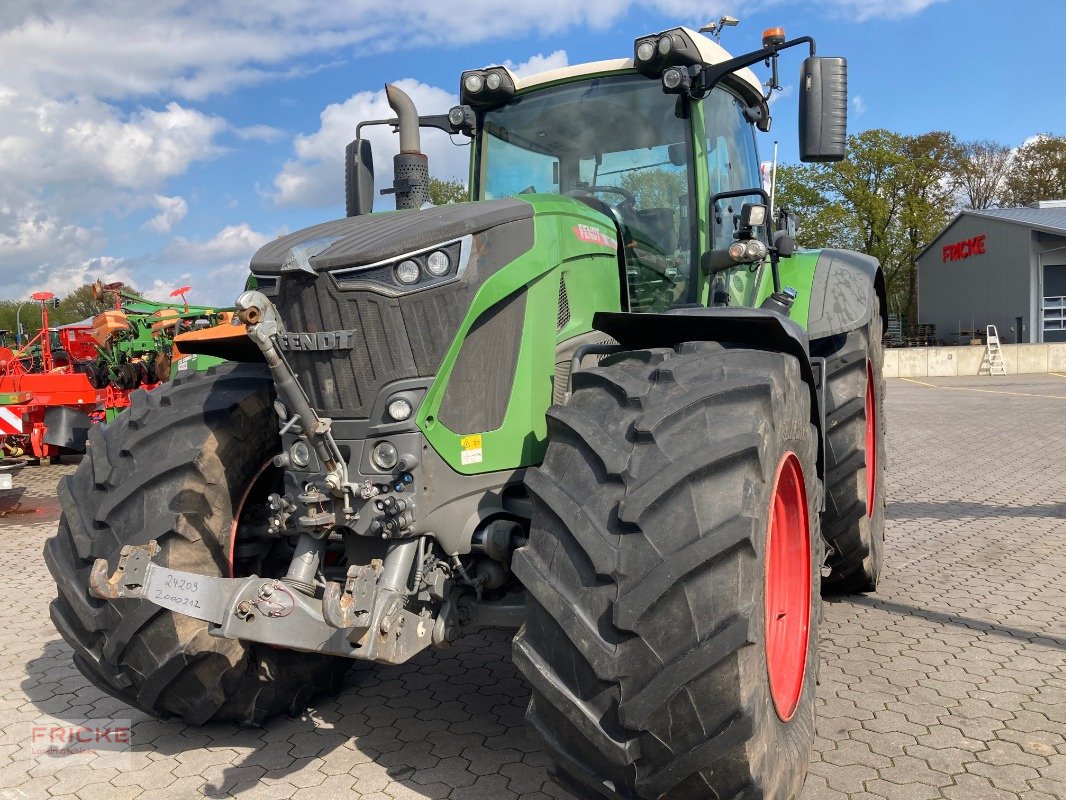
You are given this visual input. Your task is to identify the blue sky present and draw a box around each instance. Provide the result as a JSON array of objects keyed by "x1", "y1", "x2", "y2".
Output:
[{"x1": 1, "y1": 0, "x2": 1063, "y2": 305}]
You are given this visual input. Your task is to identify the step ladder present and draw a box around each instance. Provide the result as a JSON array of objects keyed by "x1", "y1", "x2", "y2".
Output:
[{"x1": 985, "y1": 325, "x2": 1007, "y2": 376}]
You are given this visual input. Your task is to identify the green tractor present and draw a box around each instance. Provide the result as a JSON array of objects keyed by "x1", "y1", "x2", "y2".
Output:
[{"x1": 47, "y1": 22, "x2": 885, "y2": 799}]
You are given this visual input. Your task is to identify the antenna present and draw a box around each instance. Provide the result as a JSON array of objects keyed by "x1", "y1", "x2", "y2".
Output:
[
  {"x1": 699, "y1": 15, "x2": 740, "y2": 42},
  {"x1": 770, "y1": 140, "x2": 779, "y2": 221}
]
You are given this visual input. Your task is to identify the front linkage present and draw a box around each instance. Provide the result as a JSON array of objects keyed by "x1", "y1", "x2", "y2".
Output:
[{"x1": 90, "y1": 290, "x2": 467, "y2": 665}]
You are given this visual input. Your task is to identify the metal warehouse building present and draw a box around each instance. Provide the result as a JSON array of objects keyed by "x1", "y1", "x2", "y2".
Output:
[{"x1": 917, "y1": 203, "x2": 1066, "y2": 344}]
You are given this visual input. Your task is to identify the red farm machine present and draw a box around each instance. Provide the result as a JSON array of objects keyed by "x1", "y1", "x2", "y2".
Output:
[{"x1": 0, "y1": 284, "x2": 233, "y2": 461}]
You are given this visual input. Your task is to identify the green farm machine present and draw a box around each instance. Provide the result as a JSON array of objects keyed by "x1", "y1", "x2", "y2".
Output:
[
  {"x1": 86, "y1": 280, "x2": 229, "y2": 394},
  {"x1": 48, "y1": 22, "x2": 885, "y2": 799}
]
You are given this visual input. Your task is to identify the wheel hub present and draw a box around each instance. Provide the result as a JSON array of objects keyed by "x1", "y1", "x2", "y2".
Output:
[{"x1": 764, "y1": 451, "x2": 811, "y2": 722}]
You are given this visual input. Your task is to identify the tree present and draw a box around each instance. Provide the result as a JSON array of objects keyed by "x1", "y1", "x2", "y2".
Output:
[
  {"x1": 53, "y1": 284, "x2": 115, "y2": 325},
  {"x1": 897, "y1": 132, "x2": 962, "y2": 322},
  {"x1": 428, "y1": 178, "x2": 468, "y2": 205},
  {"x1": 953, "y1": 139, "x2": 1012, "y2": 209},
  {"x1": 1001, "y1": 134, "x2": 1066, "y2": 207},
  {"x1": 774, "y1": 129, "x2": 962, "y2": 324}
]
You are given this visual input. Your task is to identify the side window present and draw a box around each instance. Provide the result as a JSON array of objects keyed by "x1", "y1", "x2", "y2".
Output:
[{"x1": 704, "y1": 89, "x2": 761, "y2": 251}]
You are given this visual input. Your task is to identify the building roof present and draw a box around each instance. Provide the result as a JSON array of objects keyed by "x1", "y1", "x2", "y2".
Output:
[{"x1": 918, "y1": 207, "x2": 1066, "y2": 261}]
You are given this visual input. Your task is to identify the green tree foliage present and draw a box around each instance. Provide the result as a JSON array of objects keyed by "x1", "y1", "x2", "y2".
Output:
[
  {"x1": 428, "y1": 177, "x2": 468, "y2": 205},
  {"x1": 775, "y1": 129, "x2": 961, "y2": 323},
  {"x1": 1001, "y1": 134, "x2": 1066, "y2": 207}
]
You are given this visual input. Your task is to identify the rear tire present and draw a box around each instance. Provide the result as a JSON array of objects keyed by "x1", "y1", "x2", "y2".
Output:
[
  {"x1": 44, "y1": 363, "x2": 349, "y2": 725},
  {"x1": 514, "y1": 342, "x2": 822, "y2": 800},
  {"x1": 811, "y1": 297, "x2": 886, "y2": 594}
]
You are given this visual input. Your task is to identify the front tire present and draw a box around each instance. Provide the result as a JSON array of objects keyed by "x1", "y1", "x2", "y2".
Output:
[
  {"x1": 44, "y1": 363, "x2": 349, "y2": 725},
  {"x1": 514, "y1": 342, "x2": 822, "y2": 800}
]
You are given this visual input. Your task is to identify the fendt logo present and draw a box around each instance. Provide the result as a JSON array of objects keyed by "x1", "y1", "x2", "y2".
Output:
[
  {"x1": 277, "y1": 331, "x2": 357, "y2": 351},
  {"x1": 942, "y1": 234, "x2": 986, "y2": 263}
]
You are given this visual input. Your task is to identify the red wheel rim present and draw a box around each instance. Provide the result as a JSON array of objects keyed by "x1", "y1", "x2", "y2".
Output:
[
  {"x1": 764, "y1": 452, "x2": 811, "y2": 722},
  {"x1": 865, "y1": 361, "x2": 876, "y2": 518}
]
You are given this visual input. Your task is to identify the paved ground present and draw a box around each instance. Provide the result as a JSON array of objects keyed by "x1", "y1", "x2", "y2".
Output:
[{"x1": 0, "y1": 375, "x2": 1063, "y2": 800}]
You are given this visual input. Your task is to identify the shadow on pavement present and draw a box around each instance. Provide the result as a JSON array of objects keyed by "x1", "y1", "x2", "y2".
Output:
[
  {"x1": 839, "y1": 594, "x2": 1066, "y2": 651},
  {"x1": 888, "y1": 499, "x2": 1066, "y2": 520}
]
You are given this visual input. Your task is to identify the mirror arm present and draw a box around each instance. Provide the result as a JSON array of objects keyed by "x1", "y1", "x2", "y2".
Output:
[
  {"x1": 696, "y1": 36, "x2": 816, "y2": 98},
  {"x1": 355, "y1": 114, "x2": 469, "y2": 140}
]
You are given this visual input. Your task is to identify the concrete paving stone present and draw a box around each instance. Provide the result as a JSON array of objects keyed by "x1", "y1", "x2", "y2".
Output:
[
  {"x1": 965, "y1": 759, "x2": 1043, "y2": 792},
  {"x1": 876, "y1": 754, "x2": 955, "y2": 787},
  {"x1": 73, "y1": 781, "x2": 146, "y2": 800},
  {"x1": 289, "y1": 774, "x2": 358, "y2": 798},
  {"x1": 863, "y1": 779, "x2": 942, "y2": 800},
  {"x1": 806, "y1": 761, "x2": 882, "y2": 794},
  {"x1": 851, "y1": 727, "x2": 920, "y2": 757},
  {"x1": 942, "y1": 773, "x2": 1024, "y2": 800}
]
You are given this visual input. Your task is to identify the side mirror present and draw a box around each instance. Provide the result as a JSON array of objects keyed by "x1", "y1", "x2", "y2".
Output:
[
  {"x1": 798, "y1": 56, "x2": 847, "y2": 163},
  {"x1": 773, "y1": 231, "x2": 796, "y2": 257},
  {"x1": 345, "y1": 138, "x2": 374, "y2": 216}
]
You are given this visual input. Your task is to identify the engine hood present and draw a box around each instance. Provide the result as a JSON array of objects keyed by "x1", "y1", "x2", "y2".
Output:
[{"x1": 249, "y1": 198, "x2": 534, "y2": 275}]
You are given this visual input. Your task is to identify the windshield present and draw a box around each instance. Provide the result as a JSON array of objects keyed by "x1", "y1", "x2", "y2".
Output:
[{"x1": 478, "y1": 74, "x2": 693, "y2": 312}]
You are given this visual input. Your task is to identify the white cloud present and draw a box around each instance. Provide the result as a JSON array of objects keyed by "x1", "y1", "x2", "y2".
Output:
[
  {"x1": 0, "y1": 204, "x2": 105, "y2": 292},
  {"x1": 162, "y1": 223, "x2": 272, "y2": 266},
  {"x1": 852, "y1": 94, "x2": 867, "y2": 116},
  {"x1": 146, "y1": 194, "x2": 188, "y2": 233},
  {"x1": 22, "y1": 255, "x2": 135, "y2": 301},
  {"x1": 504, "y1": 51, "x2": 570, "y2": 78},
  {"x1": 272, "y1": 79, "x2": 468, "y2": 208},
  {"x1": 235, "y1": 124, "x2": 286, "y2": 143}
]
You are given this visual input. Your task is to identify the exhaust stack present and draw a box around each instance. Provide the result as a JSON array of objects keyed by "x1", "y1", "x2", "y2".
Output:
[{"x1": 385, "y1": 84, "x2": 430, "y2": 210}]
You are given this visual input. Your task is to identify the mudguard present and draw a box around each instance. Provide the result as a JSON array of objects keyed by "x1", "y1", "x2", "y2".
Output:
[
  {"x1": 42, "y1": 406, "x2": 91, "y2": 453},
  {"x1": 807, "y1": 248, "x2": 887, "y2": 339},
  {"x1": 593, "y1": 307, "x2": 826, "y2": 479}
]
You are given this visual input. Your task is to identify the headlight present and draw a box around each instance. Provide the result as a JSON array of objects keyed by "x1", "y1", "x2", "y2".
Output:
[
  {"x1": 425, "y1": 250, "x2": 450, "y2": 276},
  {"x1": 485, "y1": 72, "x2": 502, "y2": 91},
  {"x1": 387, "y1": 398, "x2": 413, "y2": 422},
  {"x1": 290, "y1": 440, "x2": 311, "y2": 468},
  {"x1": 657, "y1": 35, "x2": 674, "y2": 55},
  {"x1": 745, "y1": 240, "x2": 768, "y2": 260},
  {"x1": 464, "y1": 73, "x2": 484, "y2": 93},
  {"x1": 372, "y1": 441, "x2": 399, "y2": 471},
  {"x1": 395, "y1": 260, "x2": 420, "y2": 285},
  {"x1": 636, "y1": 41, "x2": 656, "y2": 61}
]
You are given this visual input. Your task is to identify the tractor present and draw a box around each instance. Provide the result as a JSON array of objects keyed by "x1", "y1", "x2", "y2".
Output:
[{"x1": 47, "y1": 22, "x2": 885, "y2": 800}]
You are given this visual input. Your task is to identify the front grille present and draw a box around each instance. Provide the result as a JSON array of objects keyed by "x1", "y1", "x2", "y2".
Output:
[{"x1": 274, "y1": 273, "x2": 468, "y2": 418}]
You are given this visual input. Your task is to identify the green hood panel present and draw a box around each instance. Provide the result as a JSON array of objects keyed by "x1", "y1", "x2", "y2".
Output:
[{"x1": 417, "y1": 195, "x2": 623, "y2": 474}]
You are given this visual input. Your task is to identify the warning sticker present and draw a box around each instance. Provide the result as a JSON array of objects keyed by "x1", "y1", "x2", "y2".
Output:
[
  {"x1": 573, "y1": 224, "x2": 617, "y2": 250},
  {"x1": 460, "y1": 434, "x2": 483, "y2": 466}
]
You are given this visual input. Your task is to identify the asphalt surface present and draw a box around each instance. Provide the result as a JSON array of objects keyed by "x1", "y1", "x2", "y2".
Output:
[{"x1": 0, "y1": 374, "x2": 1063, "y2": 799}]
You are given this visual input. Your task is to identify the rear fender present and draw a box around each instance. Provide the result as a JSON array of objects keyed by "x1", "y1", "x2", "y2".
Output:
[{"x1": 593, "y1": 308, "x2": 826, "y2": 483}]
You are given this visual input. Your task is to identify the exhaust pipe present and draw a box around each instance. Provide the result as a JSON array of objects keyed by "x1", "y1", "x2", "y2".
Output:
[{"x1": 385, "y1": 83, "x2": 430, "y2": 210}]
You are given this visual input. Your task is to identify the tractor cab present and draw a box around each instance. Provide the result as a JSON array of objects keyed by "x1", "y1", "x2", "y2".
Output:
[{"x1": 346, "y1": 26, "x2": 846, "y2": 316}]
